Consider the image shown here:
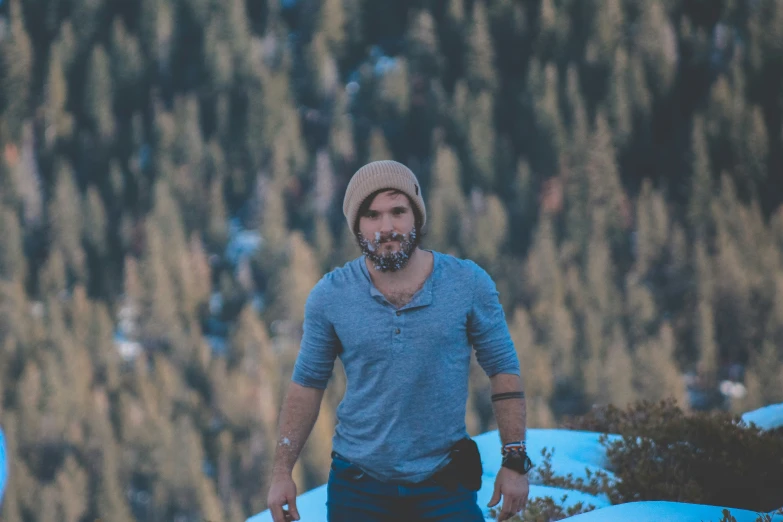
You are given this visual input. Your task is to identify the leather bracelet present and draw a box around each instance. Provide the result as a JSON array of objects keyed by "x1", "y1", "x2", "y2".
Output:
[{"x1": 491, "y1": 391, "x2": 525, "y2": 402}]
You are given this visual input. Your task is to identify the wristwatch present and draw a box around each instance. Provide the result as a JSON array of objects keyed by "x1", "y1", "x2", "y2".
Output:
[{"x1": 501, "y1": 451, "x2": 534, "y2": 475}]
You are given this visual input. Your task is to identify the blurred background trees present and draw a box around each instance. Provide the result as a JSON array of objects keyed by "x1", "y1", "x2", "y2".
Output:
[{"x1": 1, "y1": 0, "x2": 782, "y2": 519}]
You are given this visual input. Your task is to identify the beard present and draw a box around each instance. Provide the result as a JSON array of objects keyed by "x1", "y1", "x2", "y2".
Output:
[{"x1": 357, "y1": 227, "x2": 419, "y2": 272}]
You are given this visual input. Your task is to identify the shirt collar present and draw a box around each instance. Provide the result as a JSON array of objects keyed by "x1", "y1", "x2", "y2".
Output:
[{"x1": 360, "y1": 251, "x2": 437, "y2": 310}]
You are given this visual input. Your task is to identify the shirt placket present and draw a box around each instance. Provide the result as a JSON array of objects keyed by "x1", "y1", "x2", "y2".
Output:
[{"x1": 392, "y1": 307, "x2": 404, "y2": 351}]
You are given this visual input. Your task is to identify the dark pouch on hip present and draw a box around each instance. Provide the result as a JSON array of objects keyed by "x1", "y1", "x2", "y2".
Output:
[{"x1": 434, "y1": 437, "x2": 483, "y2": 491}]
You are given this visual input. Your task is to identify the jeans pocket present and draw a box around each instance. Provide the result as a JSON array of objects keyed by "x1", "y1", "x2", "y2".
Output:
[{"x1": 330, "y1": 453, "x2": 367, "y2": 481}]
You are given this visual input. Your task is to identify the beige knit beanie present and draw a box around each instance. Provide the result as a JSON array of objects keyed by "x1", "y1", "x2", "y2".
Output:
[{"x1": 343, "y1": 160, "x2": 427, "y2": 234}]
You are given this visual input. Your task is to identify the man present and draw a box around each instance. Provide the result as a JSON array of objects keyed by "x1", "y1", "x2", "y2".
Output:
[{"x1": 266, "y1": 160, "x2": 530, "y2": 521}]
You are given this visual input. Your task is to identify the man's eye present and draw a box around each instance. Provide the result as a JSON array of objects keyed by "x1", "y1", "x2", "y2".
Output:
[{"x1": 393, "y1": 208, "x2": 407, "y2": 215}]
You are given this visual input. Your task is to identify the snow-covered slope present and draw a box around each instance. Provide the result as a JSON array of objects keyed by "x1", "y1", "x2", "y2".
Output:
[
  {"x1": 248, "y1": 402, "x2": 783, "y2": 522},
  {"x1": 561, "y1": 501, "x2": 783, "y2": 522},
  {"x1": 741, "y1": 403, "x2": 783, "y2": 431},
  {"x1": 0, "y1": 428, "x2": 7, "y2": 507}
]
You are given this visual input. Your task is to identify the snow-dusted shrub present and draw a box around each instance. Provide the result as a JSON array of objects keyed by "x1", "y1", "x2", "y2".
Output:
[{"x1": 564, "y1": 399, "x2": 783, "y2": 512}]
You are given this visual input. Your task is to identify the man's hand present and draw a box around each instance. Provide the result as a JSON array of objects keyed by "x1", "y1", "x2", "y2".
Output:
[
  {"x1": 267, "y1": 473, "x2": 300, "y2": 522},
  {"x1": 487, "y1": 466, "x2": 530, "y2": 521}
]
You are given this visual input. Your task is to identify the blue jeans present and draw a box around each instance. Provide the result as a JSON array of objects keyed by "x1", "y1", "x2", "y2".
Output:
[{"x1": 326, "y1": 452, "x2": 485, "y2": 522}]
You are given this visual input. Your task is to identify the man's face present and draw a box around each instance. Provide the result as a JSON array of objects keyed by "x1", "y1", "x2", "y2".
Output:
[{"x1": 356, "y1": 190, "x2": 419, "y2": 272}]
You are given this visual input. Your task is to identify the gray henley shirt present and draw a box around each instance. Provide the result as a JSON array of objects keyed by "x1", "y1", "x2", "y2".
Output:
[{"x1": 291, "y1": 250, "x2": 520, "y2": 483}]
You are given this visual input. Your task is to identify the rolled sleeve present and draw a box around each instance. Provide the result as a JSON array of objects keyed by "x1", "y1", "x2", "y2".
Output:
[
  {"x1": 291, "y1": 281, "x2": 340, "y2": 389},
  {"x1": 468, "y1": 264, "x2": 520, "y2": 377}
]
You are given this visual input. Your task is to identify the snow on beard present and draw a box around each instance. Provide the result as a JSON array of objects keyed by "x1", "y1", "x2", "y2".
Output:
[{"x1": 357, "y1": 228, "x2": 418, "y2": 272}]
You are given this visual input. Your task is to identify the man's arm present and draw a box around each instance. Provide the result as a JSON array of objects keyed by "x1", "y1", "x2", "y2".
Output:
[
  {"x1": 489, "y1": 372, "x2": 526, "y2": 444},
  {"x1": 267, "y1": 382, "x2": 325, "y2": 522},
  {"x1": 271, "y1": 382, "x2": 326, "y2": 477},
  {"x1": 487, "y1": 372, "x2": 529, "y2": 521}
]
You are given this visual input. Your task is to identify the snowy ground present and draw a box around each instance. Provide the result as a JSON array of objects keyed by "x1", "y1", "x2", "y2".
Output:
[
  {"x1": 248, "y1": 402, "x2": 783, "y2": 522},
  {"x1": 0, "y1": 428, "x2": 6, "y2": 506}
]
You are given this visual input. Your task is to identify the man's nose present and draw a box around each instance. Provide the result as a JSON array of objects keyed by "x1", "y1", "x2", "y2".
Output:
[{"x1": 380, "y1": 213, "x2": 394, "y2": 232}]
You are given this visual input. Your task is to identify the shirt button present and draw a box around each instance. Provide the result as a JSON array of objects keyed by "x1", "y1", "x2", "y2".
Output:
[
  {"x1": 396, "y1": 311, "x2": 402, "y2": 316},
  {"x1": 395, "y1": 328, "x2": 401, "y2": 334}
]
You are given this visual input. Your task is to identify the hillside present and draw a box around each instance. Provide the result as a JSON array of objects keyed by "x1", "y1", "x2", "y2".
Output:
[{"x1": 1, "y1": 0, "x2": 782, "y2": 520}]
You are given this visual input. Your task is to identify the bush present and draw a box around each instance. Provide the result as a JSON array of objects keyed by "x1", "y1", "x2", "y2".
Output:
[
  {"x1": 488, "y1": 496, "x2": 596, "y2": 522},
  {"x1": 563, "y1": 399, "x2": 783, "y2": 512}
]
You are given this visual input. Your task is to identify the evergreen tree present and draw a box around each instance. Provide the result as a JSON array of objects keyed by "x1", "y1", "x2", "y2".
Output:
[
  {"x1": 440, "y1": 0, "x2": 466, "y2": 91},
  {"x1": 87, "y1": 300, "x2": 120, "y2": 391},
  {"x1": 42, "y1": 46, "x2": 74, "y2": 150},
  {"x1": 536, "y1": 0, "x2": 560, "y2": 59},
  {"x1": 464, "y1": 90, "x2": 496, "y2": 188},
  {"x1": 603, "y1": 325, "x2": 636, "y2": 407},
  {"x1": 634, "y1": 0, "x2": 678, "y2": 97},
  {"x1": 375, "y1": 56, "x2": 410, "y2": 124},
  {"x1": 625, "y1": 271, "x2": 658, "y2": 345},
  {"x1": 169, "y1": 95, "x2": 207, "y2": 233},
  {"x1": 222, "y1": 0, "x2": 253, "y2": 61},
  {"x1": 569, "y1": 112, "x2": 626, "y2": 260},
  {"x1": 633, "y1": 322, "x2": 685, "y2": 404},
  {"x1": 56, "y1": 455, "x2": 89, "y2": 522},
  {"x1": 84, "y1": 45, "x2": 115, "y2": 142},
  {"x1": 53, "y1": 21, "x2": 77, "y2": 72},
  {"x1": 735, "y1": 105, "x2": 768, "y2": 195},
  {"x1": 460, "y1": 190, "x2": 508, "y2": 264},
  {"x1": 428, "y1": 143, "x2": 466, "y2": 253},
  {"x1": 608, "y1": 48, "x2": 633, "y2": 149},
  {"x1": 206, "y1": 175, "x2": 229, "y2": 251},
  {"x1": 0, "y1": 205, "x2": 25, "y2": 282},
  {"x1": 694, "y1": 240, "x2": 718, "y2": 385},
  {"x1": 564, "y1": 65, "x2": 589, "y2": 150},
  {"x1": 589, "y1": 0, "x2": 624, "y2": 68},
  {"x1": 328, "y1": 89, "x2": 356, "y2": 165},
  {"x1": 711, "y1": 180, "x2": 754, "y2": 364},
  {"x1": 139, "y1": 213, "x2": 183, "y2": 346},
  {"x1": 110, "y1": 17, "x2": 145, "y2": 112},
  {"x1": 635, "y1": 178, "x2": 669, "y2": 275},
  {"x1": 83, "y1": 186, "x2": 108, "y2": 258},
  {"x1": 509, "y1": 307, "x2": 555, "y2": 427},
  {"x1": 304, "y1": 31, "x2": 339, "y2": 103},
  {"x1": 507, "y1": 159, "x2": 536, "y2": 254},
  {"x1": 71, "y1": 0, "x2": 105, "y2": 51},
  {"x1": 528, "y1": 60, "x2": 565, "y2": 179},
  {"x1": 746, "y1": 0, "x2": 783, "y2": 189},
  {"x1": 367, "y1": 127, "x2": 392, "y2": 162},
  {"x1": 547, "y1": 301, "x2": 578, "y2": 403},
  {"x1": 584, "y1": 320, "x2": 635, "y2": 407},
  {"x1": 12, "y1": 123, "x2": 45, "y2": 226},
  {"x1": 316, "y1": 0, "x2": 347, "y2": 57},
  {"x1": 744, "y1": 340, "x2": 783, "y2": 410},
  {"x1": 0, "y1": 0, "x2": 33, "y2": 141},
  {"x1": 267, "y1": 231, "x2": 322, "y2": 326},
  {"x1": 259, "y1": 177, "x2": 289, "y2": 255},
  {"x1": 688, "y1": 116, "x2": 713, "y2": 239},
  {"x1": 464, "y1": 1, "x2": 496, "y2": 93},
  {"x1": 584, "y1": 224, "x2": 623, "y2": 358},
  {"x1": 406, "y1": 10, "x2": 442, "y2": 78},
  {"x1": 48, "y1": 160, "x2": 86, "y2": 283},
  {"x1": 204, "y1": 18, "x2": 234, "y2": 96},
  {"x1": 527, "y1": 216, "x2": 566, "y2": 307}
]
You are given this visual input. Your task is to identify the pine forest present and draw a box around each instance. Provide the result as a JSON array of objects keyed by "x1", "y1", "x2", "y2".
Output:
[{"x1": 0, "y1": 0, "x2": 782, "y2": 520}]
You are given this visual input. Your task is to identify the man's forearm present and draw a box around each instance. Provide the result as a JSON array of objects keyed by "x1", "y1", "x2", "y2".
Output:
[
  {"x1": 489, "y1": 373, "x2": 526, "y2": 444},
  {"x1": 271, "y1": 382, "x2": 325, "y2": 477}
]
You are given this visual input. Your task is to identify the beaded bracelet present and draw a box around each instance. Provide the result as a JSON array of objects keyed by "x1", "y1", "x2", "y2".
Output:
[{"x1": 501, "y1": 441, "x2": 526, "y2": 456}]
